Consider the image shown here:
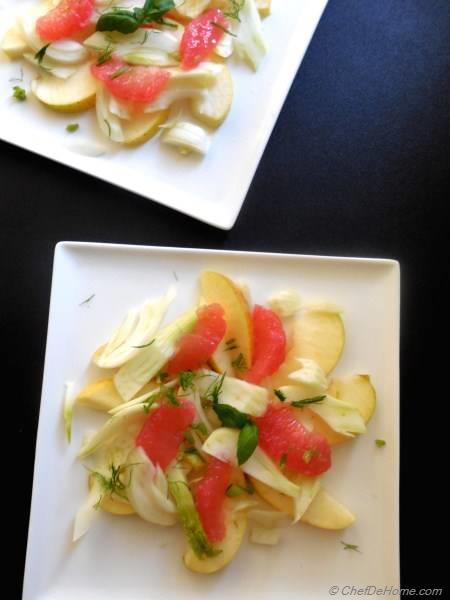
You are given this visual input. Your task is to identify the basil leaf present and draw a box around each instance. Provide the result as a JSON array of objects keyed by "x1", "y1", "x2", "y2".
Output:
[
  {"x1": 97, "y1": 12, "x2": 140, "y2": 34},
  {"x1": 237, "y1": 423, "x2": 259, "y2": 465},
  {"x1": 213, "y1": 403, "x2": 248, "y2": 429}
]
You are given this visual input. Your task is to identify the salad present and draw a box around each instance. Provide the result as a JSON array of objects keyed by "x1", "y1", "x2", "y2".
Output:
[
  {"x1": 65, "y1": 271, "x2": 377, "y2": 574},
  {"x1": 1, "y1": 0, "x2": 269, "y2": 155}
]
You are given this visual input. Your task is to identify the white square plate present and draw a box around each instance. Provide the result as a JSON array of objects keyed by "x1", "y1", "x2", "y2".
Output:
[
  {"x1": 0, "y1": 0, "x2": 328, "y2": 230},
  {"x1": 23, "y1": 243, "x2": 400, "y2": 600}
]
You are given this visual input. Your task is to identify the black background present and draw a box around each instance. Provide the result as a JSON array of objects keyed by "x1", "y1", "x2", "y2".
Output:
[{"x1": 2, "y1": 0, "x2": 448, "y2": 597}]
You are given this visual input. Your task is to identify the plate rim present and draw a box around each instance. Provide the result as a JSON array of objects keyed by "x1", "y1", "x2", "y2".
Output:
[{"x1": 22, "y1": 241, "x2": 400, "y2": 598}]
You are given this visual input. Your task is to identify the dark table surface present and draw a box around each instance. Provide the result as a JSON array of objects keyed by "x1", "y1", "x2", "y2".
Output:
[{"x1": 2, "y1": 0, "x2": 448, "y2": 597}]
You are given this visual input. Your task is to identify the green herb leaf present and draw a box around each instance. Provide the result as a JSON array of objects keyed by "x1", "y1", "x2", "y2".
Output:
[
  {"x1": 231, "y1": 353, "x2": 247, "y2": 372},
  {"x1": 341, "y1": 541, "x2": 361, "y2": 553},
  {"x1": 142, "y1": 392, "x2": 157, "y2": 413},
  {"x1": 156, "y1": 371, "x2": 169, "y2": 384},
  {"x1": 79, "y1": 293, "x2": 95, "y2": 306},
  {"x1": 210, "y1": 21, "x2": 237, "y2": 37},
  {"x1": 237, "y1": 422, "x2": 259, "y2": 465},
  {"x1": 12, "y1": 85, "x2": 26, "y2": 101},
  {"x1": 274, "y1": 388, "x2": 286, "y2": 402},
  {"x1": 184, "y1": 430, "x2": 195, "y2": 445},
  {"x1": 110, "y1": 65, "x2": 131, "y2": 80},
  {"x1": 66, "y1": 123, "x2": 79, "y2": 133},
  {"x1": 131, "y1": 339, "x2": 155, "y2": 349},
  {"x1": 375, "y1": 439, "x2": 386, "y2": 447},
  {"x1": 34, "y1": 43, "x2": 50, "y2": 64},
  {"x1": 213, "y1": 403, "x2": 248, "y2": 429},
  {"x1": 291, "y1": 395, "x2": 326, "y2": 408},
  {"x1": 96, "y1": 44, "x2": 113, "y2": 65},
  {"x1": 163, "y1": 385, "x2": 180, "y2": 406},
  {"x1": 226, "y1": 484, "x2": 248, "y2": 498},
  {"x1": 96, "y1": 0, "x2": 175, "y2": 34},
  {"x1": 179, "y1": 370, "x2": 196, "y2": 391},
  {"x1": 224, "y1": 0, "x2": 244, "y2": 21}
]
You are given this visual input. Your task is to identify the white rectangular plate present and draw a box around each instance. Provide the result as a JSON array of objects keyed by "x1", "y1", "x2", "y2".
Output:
[
  {"x1": 23, "y1": 243, "x2": 400, "y2": 600},
  {"x1": 0, "y1": 1, "x2": 328, "y2": 230}
]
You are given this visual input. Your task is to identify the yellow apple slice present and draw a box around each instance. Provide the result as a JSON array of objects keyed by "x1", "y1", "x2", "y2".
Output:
[
  {"x1": 184, "y1": 510, "x2": 247, "y2": 574},
  {"x1": 121, "y1": 109, "x2": 169, "y2": 146},
  {"x1": 1, "y1": 23, "x2": 29, "y2": 59},
  {"x1": 191, "y1": 65, "x2": 233, "y2": 128},
  {"x1": 256, "y1": 0, "x2": 272, "y2": 17},
  {"x1": 31, "y1": 62, "x2": 96, "y2": 112},
  {"x1": 252, "y1": 478, "x2": 355, "y2": 530},
  {"x1": 77, "y1": 379, "x2": 124, "y2": 412},
  {"x1": 328, "y1": 374, "x2": 376, "y2": 423},
  {"x1": 293, "y1": 310, "x2": 345, "y2": 375},
  {"x1": 200, "y1": 271, "x2": 252, "y2": 378}
]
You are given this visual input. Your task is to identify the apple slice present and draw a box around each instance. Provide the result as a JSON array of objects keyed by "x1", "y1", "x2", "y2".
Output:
[
  {"x1": 1, "y1": 23, "x2": 29, "y2": 59},
  {"x1": 328, "y1": 374, "x2": 376, "y2": 423},
  {"x1": 122, "y1": 109, "x2": 169, "y2": 146},
  {"x1": 31, "y1": 62, "x2": 96, "y2": 112},
  {"x1": 293, "y1": 309, "x2": 345, "y2": 375},
  {"x1": 256, "y1": 0, "x2": 272, "y2": 17},
  {"x1": 252, "y1": 478, "x2": 355, "y2": 530},
  {"x1": 77, "y1": 379, "x2": 124, "y2": 412},
  {"x1": 191, "y1": 65, "x2": 233, "y2": 128},
  {"x1": 184, "y1": 509, "x2": 247, "y2": 573},
  {"x1": 175, "y1": 0, "x2": 211, "y2": 19},
  {"x1": 200, "y1": 271, "x2": 252, "y2": 378}
]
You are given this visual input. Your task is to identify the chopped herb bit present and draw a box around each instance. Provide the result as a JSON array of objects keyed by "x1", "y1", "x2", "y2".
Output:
[
  {"x1": 79, "y1": 293, "x2": 95, "y2": 306},
  {"x1": 34, "y1": 43, "x2": 50, "y2": 64},
  {"x1": 231, "y1": 353, "x2": 247, "y2": 372},
  {"x1": 90, "y1": 463, "x2": 130, "y2": 507},
  {"x1": 142, "y1": 391, "x2": 157, "y2": 413},
  {"x1": 375, "y1": 439, "x2": 386, "y2": 447},
  {"x1": 12, "y1": 85, "x2": 26, "y2": 101},
  {"x1": 184, "y1": 430, "x2": 195, "y2": 445},
  {"x1": 226, "y1": 484, "x2": 248, "y2": 498},
  {"x1": 184, "y1": 446, "x2": 199, "y2": 455},
  {"x1": 131, "y1": 339, "x2": 155, "y2": 349},
  {"x1": 204, "y1": 373, "x2": 226, "y2": 405},
  {"x1": 291, "y1": 395, "x2": 326, "y2": 409},
  {"x1": 156, "y1": 371, "x2": 169, "y2": 384},
  {"x1": 190, "y1": 422, "x2": 208, "y2": 439},
  {"x1": 163, "y1": 385, "x2": 180, "y2": 406},
  {"x1": 140, "y1": 30, "x2": 149, "y2": 45},
  {"x1": 104, "y1": 118, "x2": 112, "y2": 138},
  {"x1": 224, "y1": 0, "x2": 244, "y2": 21},
  {"x1": 279, "y1": 453, "x2": 287, "y2": 469},
  {"x1": 96, "y1": 44, "x2": 113, "y2": 65},
  {"x1": 341, "y1": 541, "x2": 361, "y2": 553},
  {"x1": 274, "y1": 388, "x2": 286, "y2": 402},
  {"x1": 237, "y1": 422, "x2": 259, "y2": 465},
  {"x1": 66, "y1": 123, "x2": 79, "y2": 133},
  {"x1": 110, "y1": 65, "x2": 131, "y2": 79},
  {"x1": 210, "y1": 21, "x2": 237, "y2": 37},
  {"x1": 179, "y1": 370, "x2": 196, "y2": 391}
]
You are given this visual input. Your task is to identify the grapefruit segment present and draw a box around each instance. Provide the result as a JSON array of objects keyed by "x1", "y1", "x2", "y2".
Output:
[
  {"x1": 195, "y1": 457, "x2": 233, "y2": 543},
  {"x1": 244, "y1": 305, "x2": 286, "y2": 384},
  {"x1": 255, "y1": 403, "x2": 331, "y2": 476},
  {"x1": 136, "y1": 400, "x2": 195, "y2": 470},
  {"x1": 36, "y1": 0, "x2": 95, "y2": 42},
  {"x1": 167, "y1": 303, "x2": 226, "y2": 375},
  {"x1": 180, "y1": 9, "x2": 229, "y2": 70},
  {"x1": 91, "y1": 56, "x2": 171, "y2": 103}
]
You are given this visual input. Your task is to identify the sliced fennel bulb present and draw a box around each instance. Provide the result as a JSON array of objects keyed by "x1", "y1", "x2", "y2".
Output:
[
  {"x1": 234, "y1": 0, "x2": 266, "y2": 71},
  {"x1": 161, "y1": 121, "x2": 211, "y2": 156},
  {"x1": 84, "y1": 26, "x2": 183, "y2": 57},
  {"x1": 287, "y1": 358, "x2": 328, "y2": 394},
  {"x1": 24, "y1": 53, "x2": 78, "y2": 80},
  {"x1": 94, "y1": 286, "x2": 176, "y2": 369},
  {"x1": 78, "y1": 402, "x2": 155, "y2": 459},
  {"x1": 197, "y1": 370, "x2": 269, "y2": 417},
  {"x1": 114, "y1": 309, "x2": 197, "y2": 401},
  {"x1": 127, "y1": 447, "x2": 177, "y2": 526},
  {"x1": 292, "y1": 476, "x2": 321, "y2": 523},
  {"x1": 96, "y1": 87, "x2": 124, "y2": 142},
  {"x1": 63, "y1": 381, "x2": 76, "y2": 443},
  {"x1": 268, "y1": 289, "x2": 302, "y2": 318},
  {"x1": 202, "y1": 428, "x2": 300, "y2": 498},
  {"x1": 73, "y1": 478, "x2": 102, "y2": 541}
]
